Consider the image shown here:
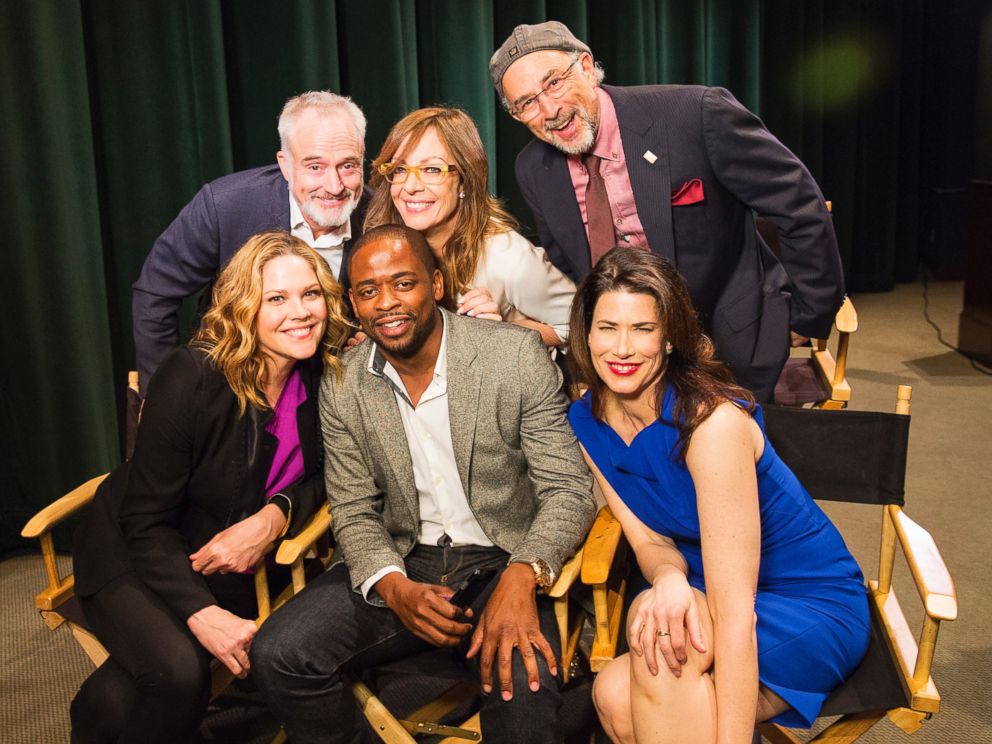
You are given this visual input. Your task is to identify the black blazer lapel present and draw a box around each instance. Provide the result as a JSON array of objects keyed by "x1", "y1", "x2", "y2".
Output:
[
  {"x1": 268, "y1": 170, "x2": 290, "y2": 229},
  {"x1": 606, "y1": 86, "x2": 676, "y2": 264},
  {"x1": 540, "y1": 145, "x2": 592, "y2": 278},
  {"x1": 240, "y1": 404, "x2": 275, "y2": 522},
  {"x1": 296, "y1": 357, "x2": 321, "y2": 475}
]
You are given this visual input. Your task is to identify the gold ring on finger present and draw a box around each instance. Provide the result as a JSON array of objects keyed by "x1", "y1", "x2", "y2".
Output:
[{"x1": 657, "y1": 630, "x2": 671, "y2": 637}]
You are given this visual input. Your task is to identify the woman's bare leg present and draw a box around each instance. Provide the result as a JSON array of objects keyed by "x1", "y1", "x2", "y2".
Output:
[
  {"x1": 592, "y1": 654, "x2": 635, "y2": 743},
  {"x1": 629, "y1": 588, "x2": 717, "y2": 744},
  {"x1": 594, "y1": 588, "x2": 792, "y2": 742},
  {"x1": 755, "y1": 685, "x2": 791, "y2": 722}
]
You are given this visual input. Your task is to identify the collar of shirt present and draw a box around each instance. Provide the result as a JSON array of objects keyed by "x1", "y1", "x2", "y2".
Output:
[
  {"x1": 571, "y1": 87, "x2": 623, "y2": 166},
  {"x1": 367, "y1": 312, "x2": 448, "y2": 408},
  {"x1": 288, "y1": 193, "x2": 353, "y2": 248}
]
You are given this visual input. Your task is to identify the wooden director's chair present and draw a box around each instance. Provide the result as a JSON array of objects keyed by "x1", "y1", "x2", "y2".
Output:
[
  {"x1": 273, "y1": 503, "x2": 628, "y2": 743},
  {"x1": 758, "y1": 386, "x2": 957, "y2": 743},
  {"x1": 21, "y1": 474, "x2": 332, "y2": 691},
  {"x1": 772, "y1": 295, "x2": 858, "y2": 410},
  {"x1": 756, "y1": 204, "x2": 859, "y2": 410},
  {"x1": 20, "y1": 372, "x2": 332, "y2": 740}
]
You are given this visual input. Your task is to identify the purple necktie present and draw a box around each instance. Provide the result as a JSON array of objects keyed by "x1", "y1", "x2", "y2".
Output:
[{"x1": 582, "y1": 153, "x2": 616, "y2": 266}]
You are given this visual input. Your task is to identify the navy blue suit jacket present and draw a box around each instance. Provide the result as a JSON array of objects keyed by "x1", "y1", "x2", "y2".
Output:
[
  {"x1": 132, "y1": 164, "x2": 368, "y2": 390},
  {"x1": 515, "y1": 85, "x2": 843, "y2": 400}
]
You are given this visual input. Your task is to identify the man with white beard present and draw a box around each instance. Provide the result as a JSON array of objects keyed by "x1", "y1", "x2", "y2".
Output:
[
  {"x1": 492, "y1": 22, "x2": 843, "y2": 402},
  {"x1": 132, "y1": 91, "x2": 369, "y2": 390}
]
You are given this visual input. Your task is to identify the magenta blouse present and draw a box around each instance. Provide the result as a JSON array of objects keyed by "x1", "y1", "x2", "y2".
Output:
[{"x1": 265, "y1": 368, "x2": 307, "y2": 498}]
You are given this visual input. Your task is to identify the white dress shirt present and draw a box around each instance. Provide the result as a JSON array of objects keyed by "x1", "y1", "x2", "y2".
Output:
[
  {"x1": 289, "y1": 195, "x2": 352, "y2": 279},
  {"x1": 360, "y1": 316, "x2": 493, "y2": 599}
]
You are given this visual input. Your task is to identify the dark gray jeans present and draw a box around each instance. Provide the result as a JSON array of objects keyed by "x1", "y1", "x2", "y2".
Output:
[{"x1": 251, "y1": 544, "x2": 563, "y2": 744}]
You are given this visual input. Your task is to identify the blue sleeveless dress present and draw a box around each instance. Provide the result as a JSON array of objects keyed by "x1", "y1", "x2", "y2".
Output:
[{"x1": 569, "y1": 388, "x2": 870, "y2": 727}]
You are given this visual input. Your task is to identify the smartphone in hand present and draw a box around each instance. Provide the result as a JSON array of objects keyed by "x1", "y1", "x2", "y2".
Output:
[{"x1": 449, "y1": 568, "x2": 499, "y2": 609}]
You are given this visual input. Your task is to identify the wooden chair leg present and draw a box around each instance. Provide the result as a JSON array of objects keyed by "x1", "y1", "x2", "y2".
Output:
[
  {"x1": 809, "y1": 710, "x2": 884, "y2": 743},
  {"x1": 590, "y1": 576, "x2": 625, "y2": 672},
  {"x1": 887, "y1": 707, "x2": 929, "y2": 734},
  {"x1": 757, "y1": 723, "x2": 803, "y2": 744},
  {"x1": 351, "y1": 678, "x2": 417, "y2": 743},
  {"x1": 40, "y1": 609, "x2": 65, "y2": 630},
  {"x1": 819, "y1": 399, "x2": 847, "y2": 410},
  {"x1": 68, "y1": 622, "x2": 109, "y2": 667}
]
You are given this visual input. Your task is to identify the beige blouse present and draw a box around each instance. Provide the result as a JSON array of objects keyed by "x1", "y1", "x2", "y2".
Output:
[{"x1": 463, "y1": 229, "x2": 576, "y2": 342}]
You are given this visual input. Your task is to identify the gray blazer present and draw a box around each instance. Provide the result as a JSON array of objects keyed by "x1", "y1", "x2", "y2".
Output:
[{"x1": 319, "y1": 310, "x2": 595, "y2": 592}]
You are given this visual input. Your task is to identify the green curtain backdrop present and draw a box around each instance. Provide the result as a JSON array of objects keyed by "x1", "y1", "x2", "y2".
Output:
[{"x1": 0, "y1": 0, "x2": 983, "y2": 552}]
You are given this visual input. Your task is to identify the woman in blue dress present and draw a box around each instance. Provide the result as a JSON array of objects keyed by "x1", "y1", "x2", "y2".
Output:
[{"x1": 566, "y1": 248, "x2": 869, "y2": 743}]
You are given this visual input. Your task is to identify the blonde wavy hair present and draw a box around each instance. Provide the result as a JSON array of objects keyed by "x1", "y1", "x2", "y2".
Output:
[
  {"x1": 364, "y1": 107, "x2": 517, "y2": 299},
  {"x1": 193, "y1": 231, "x2": 350, "y2": 412}
]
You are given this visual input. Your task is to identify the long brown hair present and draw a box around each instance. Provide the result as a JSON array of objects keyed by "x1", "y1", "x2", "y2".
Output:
[
  {"x1": 568, "y1": 248, "x2": 755, "y2": 460},
  {"x1": 193, "y1": 231, "x2": 351, "y2": 412},
  {"x1": 364, "y1": 107, "x2": 517, "y2": 298}
]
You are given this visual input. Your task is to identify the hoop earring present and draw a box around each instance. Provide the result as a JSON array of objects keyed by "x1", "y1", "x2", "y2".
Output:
[{"x1": 458, "y1": 191, "x2": 465, "y2": 199}]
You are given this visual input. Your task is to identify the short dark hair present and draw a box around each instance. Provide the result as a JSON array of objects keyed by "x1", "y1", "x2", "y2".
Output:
[{"x1": 348, "y1": 224, "x2": 438, "y2": 280}]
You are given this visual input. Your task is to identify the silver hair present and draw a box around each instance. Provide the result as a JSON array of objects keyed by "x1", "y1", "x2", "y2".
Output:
[
  {"x1": 278, "y1": 91, "x2": 366, "y2": 153},
  {"x1": 499, "y1": 53, "x2": 606, "y2": 112}
]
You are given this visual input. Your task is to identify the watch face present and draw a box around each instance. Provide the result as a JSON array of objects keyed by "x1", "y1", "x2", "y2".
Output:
[{"x1": 532, "y1": 560, "x2": 552, "y2": 588}]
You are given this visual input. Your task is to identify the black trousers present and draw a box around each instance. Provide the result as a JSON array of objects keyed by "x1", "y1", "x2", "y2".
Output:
[
  {"x1": 69, "y1": 571, "x2": 256, "y2": 744},
  {"x1": 251, "y1": 545, "x2": 564, "y2": 744}
]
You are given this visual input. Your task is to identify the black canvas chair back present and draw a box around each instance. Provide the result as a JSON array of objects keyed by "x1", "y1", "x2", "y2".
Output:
[{"x1": 762, "y1": 404, "x2": 910, "y2": 506}]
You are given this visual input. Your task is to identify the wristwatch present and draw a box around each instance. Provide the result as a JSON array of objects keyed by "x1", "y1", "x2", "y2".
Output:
[{"x1": 511, "y1": 556, "x2": 555, "y2": 591}]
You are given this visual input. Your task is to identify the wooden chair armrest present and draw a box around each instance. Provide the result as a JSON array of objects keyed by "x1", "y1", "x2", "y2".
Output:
[
  {"x1": 890, "y1": 507, "x2": 957, "y2": 621},
  {"x1": 835, "y1": 296, "x2": 858, "y2": 333},
  {"x1": 580, "y1": 506, "x2": 623, "y2": 585},
  {"x1": 275, "y1": 507, "x2": 331, "y2": 566},
  {"x1": 548, "y1": 547, "x2": 584, "y2": 598},
  {"x1": 21, "y1": 474, "x2": 108, "y2": 539}
]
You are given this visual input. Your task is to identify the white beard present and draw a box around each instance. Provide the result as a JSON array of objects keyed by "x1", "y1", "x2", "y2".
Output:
[
  {"x1": 300, "y1": 189, "x2": 358, "y2": 230},
  {"x1": 545, "y1": 107, "x2": 598, "y2": 155}
]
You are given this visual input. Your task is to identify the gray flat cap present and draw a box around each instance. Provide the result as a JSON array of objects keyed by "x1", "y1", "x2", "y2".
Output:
[{"x1": 489, "y1": 21, "x2": 591, "y2": 97}]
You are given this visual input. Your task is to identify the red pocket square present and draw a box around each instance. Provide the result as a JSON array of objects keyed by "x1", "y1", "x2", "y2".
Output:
[{"x1": 671, "y1": 178, "x2": 705, "y2": 206}]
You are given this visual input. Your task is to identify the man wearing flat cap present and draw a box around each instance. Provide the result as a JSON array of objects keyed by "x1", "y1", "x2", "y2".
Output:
[{"x1": 491, "y1": 21, "x2": 844, "y2": 402}]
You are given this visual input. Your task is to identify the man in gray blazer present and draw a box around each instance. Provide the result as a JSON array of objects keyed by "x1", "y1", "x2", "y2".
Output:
[
  {"x1": 132, "y1": 90, "x2": 369, "y2": 391},
  {"x1": 251, "y1": 225, "x2": 595, "y2": 744}
]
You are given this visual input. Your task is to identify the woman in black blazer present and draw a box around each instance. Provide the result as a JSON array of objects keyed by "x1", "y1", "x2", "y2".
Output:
[{"x1": 70, "y1": 232, "x2": 350, "y2": 744}]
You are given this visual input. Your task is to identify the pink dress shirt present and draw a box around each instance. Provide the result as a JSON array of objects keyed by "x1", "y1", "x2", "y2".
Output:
[{"x1": 567, "y1": 87, "x2": 649, "y2": 251}]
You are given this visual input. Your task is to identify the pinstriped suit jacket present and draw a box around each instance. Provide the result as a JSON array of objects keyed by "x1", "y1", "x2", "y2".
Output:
[
  {"x1": 318, "y1": 310, "x2": 595, "y2": 592},
  {"x1": 516, "y1": 84, "x2": 844, "y2": 401}
]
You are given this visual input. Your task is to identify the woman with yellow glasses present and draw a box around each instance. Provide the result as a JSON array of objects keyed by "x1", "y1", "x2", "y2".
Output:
[{"x1": 364, "y1": 106, "x2": 575, "y2": 346}]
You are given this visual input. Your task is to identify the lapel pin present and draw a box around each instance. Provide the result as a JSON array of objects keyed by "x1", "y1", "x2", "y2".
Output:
[{"x1": 643, "y1": 150, "x2": 658, "y2": 164}]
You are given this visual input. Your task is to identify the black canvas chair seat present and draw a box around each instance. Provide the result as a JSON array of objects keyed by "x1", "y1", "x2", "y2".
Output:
[
  {"x1": 774, "y1": 358, "x2": 831, "y2": 407},
  {"x1": 819, "y1": 597, "x2": 909, "y2": 717}
]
